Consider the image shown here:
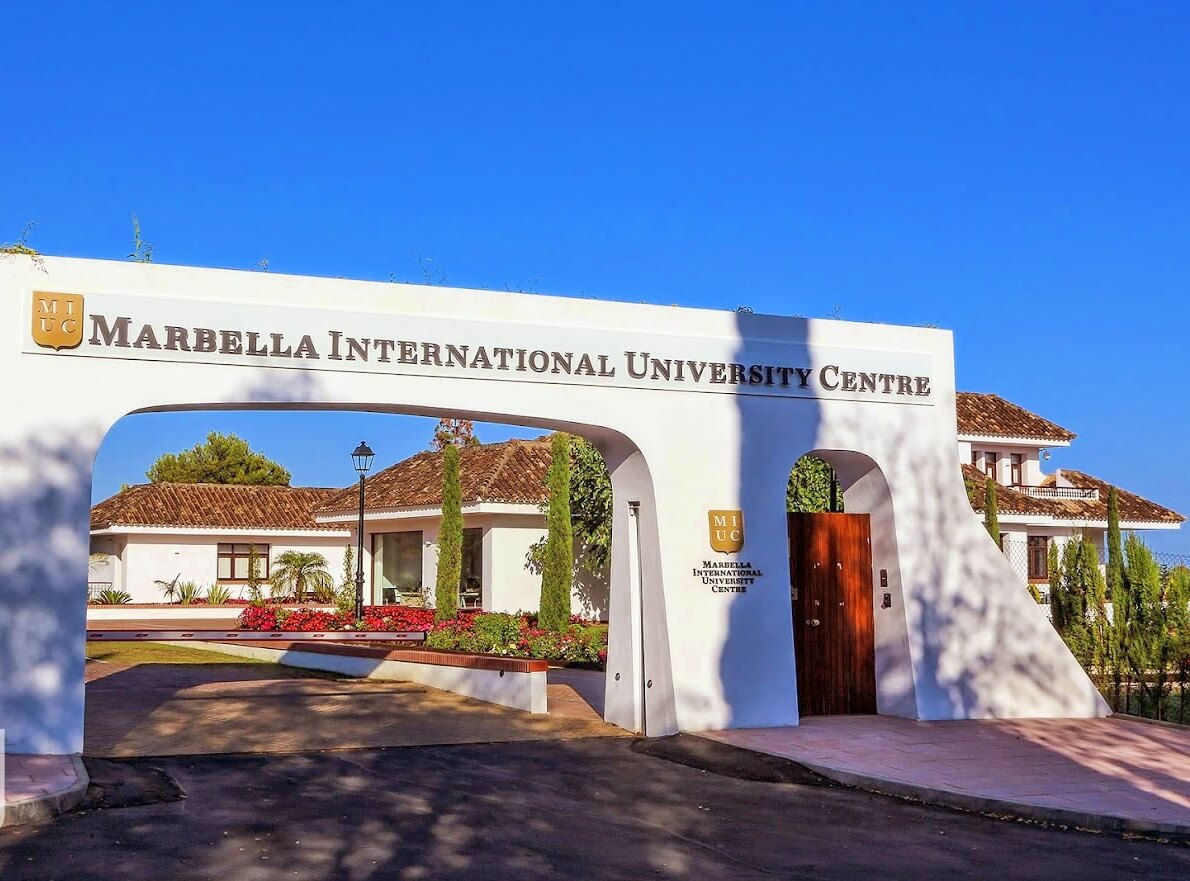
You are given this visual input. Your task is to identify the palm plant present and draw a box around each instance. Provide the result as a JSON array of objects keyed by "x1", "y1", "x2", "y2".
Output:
[
  {"x1": 270, "y1": 551, "x2": 335, "y2": 604},
  {"x1": 156, "y1": 574, "x2": 182, "y2": 603},
  {"x1": 92, "y1": 587, "x2": 132, "y2": 605},
  {"x1": 88, "y1": 552, "x2": 110, "y2": 578}
]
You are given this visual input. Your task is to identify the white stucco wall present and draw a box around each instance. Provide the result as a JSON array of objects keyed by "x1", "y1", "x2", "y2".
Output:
[
  {"x1": 91, "y1": 531, "x2": 351, "y2": 603},
  {"x1": 1, "y1": 256, "x2": 1109, "y2": 755},
  {"x1": 356, "y1": 510, "x2": 561, "y2": 615},
  {"x1": 964, "y1": 441, "x2": 1044, "y2": 487}
]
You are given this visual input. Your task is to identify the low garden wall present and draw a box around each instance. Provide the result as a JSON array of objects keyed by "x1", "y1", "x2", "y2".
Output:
[
  {"x1": 87, "y1": 604, "x2": 335, "y2": 621},
  {"x1": 180, "y1": 640, "x2": 549, "y2": 713}
]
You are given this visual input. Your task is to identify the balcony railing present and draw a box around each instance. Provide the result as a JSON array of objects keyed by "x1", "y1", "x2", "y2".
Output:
[{"x1": 1013, "y1": 485, "x2": 1099, "y2": 501}]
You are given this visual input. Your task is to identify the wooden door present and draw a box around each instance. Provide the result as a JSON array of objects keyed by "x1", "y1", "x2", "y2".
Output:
[{"x1": 788, "y1": 513, "x2": 877, "y2": 716}]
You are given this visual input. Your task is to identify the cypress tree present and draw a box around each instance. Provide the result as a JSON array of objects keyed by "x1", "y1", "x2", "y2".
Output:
[
  {"x1": 1047, "y1": 540, "x2": 1064, "y2": 630},
  {"x1": 1125, "y1": 534, "x2": 1167, "y2": 716},
  {"x1": 1082, "y1": 537, "x2": 1110, "y2": 681},
  {"x1": 983, "y1": 478, "x2": 1000, "y2": 546},
  {"x1": 539, "y1": 432, "x2": 574, "y2": 631},
  {"x1": 435, "y1": 444, "x2": 462, "y2": 621},
  {"x1": 1105, "y1": 488, "x2": 1128, "y2": 707}
]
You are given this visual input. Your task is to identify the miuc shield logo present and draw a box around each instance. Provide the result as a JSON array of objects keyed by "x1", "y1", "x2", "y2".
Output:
[
  {"x1": 32, "y1": 292, "x2": 84, "y2": 351},
  {"x1": 708, "y1": 510, "x2": 744, "y2": 554}
]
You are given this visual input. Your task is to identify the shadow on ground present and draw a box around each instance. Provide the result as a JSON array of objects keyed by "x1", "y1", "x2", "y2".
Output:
[
  {"x1": 84, "y1": 658, "x2": 623, "y2": 758},
  {"x1": 1, "y1": 738, "x2": 1186, "y2": 881}
]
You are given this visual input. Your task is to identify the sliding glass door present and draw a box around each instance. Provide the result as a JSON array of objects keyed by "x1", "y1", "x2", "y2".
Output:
[{"x1": 372, "y1": 531, "x2": 423, "y2": 605}]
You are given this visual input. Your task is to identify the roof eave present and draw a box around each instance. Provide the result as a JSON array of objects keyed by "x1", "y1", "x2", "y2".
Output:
[{"x1": 958, "y1": 433, "x2": 1073, "y2": 447}]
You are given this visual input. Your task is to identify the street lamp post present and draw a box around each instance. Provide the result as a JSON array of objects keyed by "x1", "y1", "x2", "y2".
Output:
[{"x1": 351, "y1": 441, "x2": 375, "y2": 622}]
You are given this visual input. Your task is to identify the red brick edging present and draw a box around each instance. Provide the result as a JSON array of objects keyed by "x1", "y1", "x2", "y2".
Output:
[{"x1": 229, "y1": 640, "x2": 549, "y2": 673}]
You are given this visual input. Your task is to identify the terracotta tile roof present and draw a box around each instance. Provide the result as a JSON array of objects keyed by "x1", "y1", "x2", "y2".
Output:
[
  {"x1": 91, "y1": 484, "x2": 347, "y2": 532},
  {"x1": 1040, "y1": 470, "x2": 1184, "y2": 525},
  {"x1": 317, "y1": 439, "x2": 552, "y2": 514},
  {"x1": 962, "y1": 465, "x2": 1183, "y2": 525},
  {"x1": 961, "y1": 464, "x2": 1054, "y2": 516},
  {"x1": 956, "y1": 392, "x2": 1076, "y2": 442}
]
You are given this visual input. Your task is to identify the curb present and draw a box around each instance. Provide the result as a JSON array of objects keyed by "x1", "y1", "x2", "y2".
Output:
[
  {"x1": 694, "y1": 736, "x2": 1190, "y2": 842},
  {"x1": 1, "y1": 755, "x2": 90, "y2": 828}
]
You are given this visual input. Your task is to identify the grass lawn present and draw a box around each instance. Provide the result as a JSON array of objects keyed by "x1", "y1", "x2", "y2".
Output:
[{"x1": 86, "y1": 641, "x2": 343, "y2": 678}]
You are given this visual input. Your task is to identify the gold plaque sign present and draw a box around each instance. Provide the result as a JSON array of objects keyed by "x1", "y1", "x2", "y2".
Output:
[
  {"x1": 32, "y1": 292, "x2": 84, "y2": 351},
  {"x1": 708, "y1": 509, "x2": 744, "y2": 554}
]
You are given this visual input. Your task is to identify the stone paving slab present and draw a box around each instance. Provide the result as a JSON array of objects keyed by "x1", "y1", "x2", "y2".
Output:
[
  {"x1": 699, "y1": 715, "x2": 1190, "y2": 838},
  {"x1": 1, "y1": 755, "x2": 89, "y2": 828},
  {"x1": 84, "y1": 660, "x2": 624, "y2": 758}
]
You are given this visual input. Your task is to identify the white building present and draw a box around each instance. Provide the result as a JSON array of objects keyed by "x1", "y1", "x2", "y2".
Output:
[
  {"x1": 956, "y1": 392, "x2": 1183, "y2": 590},
  {"x1": 89, "y1": 439, "x2": 608, "y2": 617},
  {"x1": 89, "y1": 484, "x2": 351, "y2": 603},
  {"x1": 314, "y1": 437, "x2": 607, "y2": 617}
]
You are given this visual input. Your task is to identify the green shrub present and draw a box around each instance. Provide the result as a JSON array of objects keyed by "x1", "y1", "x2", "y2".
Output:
[
  {"x1": 525, "y1": 629, "x2": 561, "y2": 659},
  {"x1": 336, "y1": 545, "x2": 357, "y2": 617},
  {"x1": 92, "y1": 587, "x2": 132, "y2": 605},
  {"x1": 206, "y1": 583, "x2": 231, "y2": 605},
  {"x1": 246, "y1": 544, "x2": 264, "y2": 602},
  {"x1": 471, "y1": 613, "x2": 521, "y2": 655}
]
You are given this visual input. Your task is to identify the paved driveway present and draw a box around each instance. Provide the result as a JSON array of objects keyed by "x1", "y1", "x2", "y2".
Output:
[
  {"x1": 2, "y1": 738, "x2": 1186, "y2": 880},
  {"x1": 702, "y1": 715, "x2": 1190, "y2": 836},
  {"x1": 85, "y1": 658, "x2": 622, "y2": 757}
]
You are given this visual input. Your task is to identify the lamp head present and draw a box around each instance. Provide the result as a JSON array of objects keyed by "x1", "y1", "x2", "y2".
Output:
[{"x1": 352, "y1": 441, "x2": 375, "y2": 476}]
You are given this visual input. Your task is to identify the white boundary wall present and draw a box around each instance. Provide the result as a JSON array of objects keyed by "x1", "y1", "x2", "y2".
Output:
[
  {"x1": 176, "y1": 641, "x2": 547, "y2": 714},
  {"x1": 0, "y1": 256, "x2": 1107, "y2": 755}
]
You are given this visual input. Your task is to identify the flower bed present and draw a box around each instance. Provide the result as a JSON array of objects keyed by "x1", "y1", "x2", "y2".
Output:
[{"x1": 237, "y1": 605, "x2": 607, "y2": 665}]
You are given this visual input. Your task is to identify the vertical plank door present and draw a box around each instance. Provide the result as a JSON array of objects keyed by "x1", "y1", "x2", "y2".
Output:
[{"x1": 788, "y1": 512, "x2": 877, "y2": 716}]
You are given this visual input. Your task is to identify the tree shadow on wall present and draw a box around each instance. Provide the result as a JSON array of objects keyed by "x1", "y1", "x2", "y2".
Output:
[{"x1": 0, "y1": 432, "x2": 98, "y2": 754}]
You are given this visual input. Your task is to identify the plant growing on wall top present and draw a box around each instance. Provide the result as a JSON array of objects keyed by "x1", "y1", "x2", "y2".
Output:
[
  {"x1": 128, "y1": 214, "x2": 154, "y2": 263},
  {"x1": 1, "y1": 221, "x2": 45, "y2": 270}
]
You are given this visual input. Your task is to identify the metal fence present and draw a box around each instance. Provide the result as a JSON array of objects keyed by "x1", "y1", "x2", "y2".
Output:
[
  {"x1": 996, "y1": 540, "x2": 1190, "y2": 608},
  {"x1": 87, "y1": 581, "x2": 113, "y2": 601},
  {"x1": 1153, "y1": 551, "x2": 1190, "y2": 571}
]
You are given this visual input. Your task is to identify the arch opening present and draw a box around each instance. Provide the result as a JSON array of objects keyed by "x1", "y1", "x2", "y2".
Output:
[
  {"x1": 72, "y1": 401, "x2": 668, "y2": 756},
  {"x1": 785, "y1": 449, "x2": 917, "y2": 719}
]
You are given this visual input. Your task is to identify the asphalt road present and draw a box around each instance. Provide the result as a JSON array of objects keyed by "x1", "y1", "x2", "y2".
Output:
[{"x1": 1, "y1": 737, "x2": 1185, "y2": 880}]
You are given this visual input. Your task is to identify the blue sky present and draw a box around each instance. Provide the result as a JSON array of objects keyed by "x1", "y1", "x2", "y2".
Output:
[{"x1": 4, "y1": 3, "x2": 1188, "y2": 553}]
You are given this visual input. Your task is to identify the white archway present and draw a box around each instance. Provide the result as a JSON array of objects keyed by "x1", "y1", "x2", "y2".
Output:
[{"x1": 1, "y1": 256, "x2": 1108, "y2": 755}]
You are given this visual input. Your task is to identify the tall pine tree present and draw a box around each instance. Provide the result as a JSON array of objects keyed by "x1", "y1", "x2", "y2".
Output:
[
  {"x1": 434, "y1": 444, "x2": 462, "y2": 621},
  {"x1": 538, "y1": 432, "x2": 573, "y2": 631}
]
